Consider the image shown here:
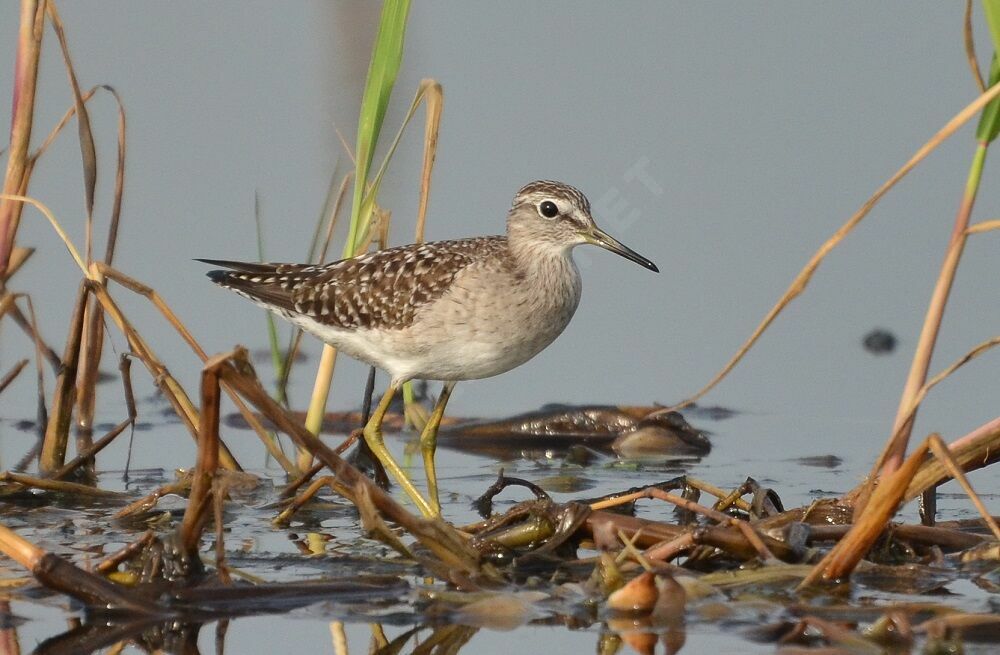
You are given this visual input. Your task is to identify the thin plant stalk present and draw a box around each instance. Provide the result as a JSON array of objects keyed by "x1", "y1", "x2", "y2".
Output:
[
  {"x1": 38, "y1": 283, "x2": 87, "y2": 474},
  {"x1": 0, "y1": 0, "x2": 45, "y2": 275}
]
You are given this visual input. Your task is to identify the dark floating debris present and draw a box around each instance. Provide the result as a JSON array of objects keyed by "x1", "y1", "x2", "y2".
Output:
[
  {"x1": 862, "y1": 328, "x2": 897, "y2": 355},
  {"x1": 441, "y1": 405, "x2": 711, "y2": 459},
  {"x1": 791, "y1": 455, "x2": 844, "y2": 469},
  {"x1": 682, "y1": 403, "x2": 739, "y2": 420}
]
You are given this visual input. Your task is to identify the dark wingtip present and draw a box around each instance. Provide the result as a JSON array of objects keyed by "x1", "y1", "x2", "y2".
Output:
[{"x1": 195, "y1": 259, "x2": 241, "y2": 284}]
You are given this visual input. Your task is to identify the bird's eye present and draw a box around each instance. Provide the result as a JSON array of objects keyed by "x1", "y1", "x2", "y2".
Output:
[{"x1": 538, "y1": 200, "x2": 559, "y2": 218}]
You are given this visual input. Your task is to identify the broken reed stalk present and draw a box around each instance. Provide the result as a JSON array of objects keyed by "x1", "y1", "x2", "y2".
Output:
[
  {"x1": 925, "y1": 434, "x2": 1000, "y2": 541},
  {"x1": 0, "y1": 471, "x2": 122, "y2": 497},
  {"x1": 904, "y1": 415, "x2": 1000, "y2": 499},
  {"x1": 178, "y1": 354, "x2": 225, "y2": 558},
  {"x1": 800, "y1": 439, "x2": 930, "y2": 589},
  {"x1": 0, "y1": 0, "x2": 45, "y2": 275},
  {"x1": 0, "y1": 524, "x2": 42, "y2": 571},
  {"x1": 0, "y1": 247, "x2": 32, "y2": 287},
  {"x1": 50, "y1": 416, "x2": 131, "y2": 481},
  {"x1": 92, "y1": 262, "x2": 296, "y2": 474},
  {"x1": 670, "y1": 77, "x2": 1000, "y2": 412},
  {"x1": 639, "y1": 488, "x2": 776, "y2": 561},
  {"x1": 0, "y1": 359, "x2": 28, "y2": 396},
  {"x1": 51, "y1": 353, "x2": 136, "y2": 481},
  {"x1": 88, "y1": 279, "x2": 241, "y2": 471},
  {"x1": 38, "y1": 282, "x2": 88, "y2": 474},
  {"x1": 0, "y1": 522, "x2": 161, "y2": 615},
  {"x1": 217, "y1": 348, "x2": 480, "y2": 576}
]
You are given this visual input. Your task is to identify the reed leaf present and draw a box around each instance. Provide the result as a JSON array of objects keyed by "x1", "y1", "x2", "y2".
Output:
[{"x1": 345, "y1": 0, "x2": 411, "y2": 257}]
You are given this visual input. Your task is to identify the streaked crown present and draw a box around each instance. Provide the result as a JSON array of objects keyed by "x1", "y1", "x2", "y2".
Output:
[{"x1": 506, "y1": 180, "x2": 598, "y2": 251}]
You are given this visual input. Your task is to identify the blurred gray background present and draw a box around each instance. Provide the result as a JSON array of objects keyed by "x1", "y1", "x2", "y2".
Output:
[{"x1": 2, "y1": 2, "x2": 998, "y2": 476}]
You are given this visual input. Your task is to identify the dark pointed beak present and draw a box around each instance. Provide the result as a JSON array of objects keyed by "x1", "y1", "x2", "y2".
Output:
[{"x1": 586, "y1": 226, "x2": 659, "y2": 272}]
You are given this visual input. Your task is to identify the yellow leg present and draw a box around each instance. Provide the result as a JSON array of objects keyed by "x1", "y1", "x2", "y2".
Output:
[
  {"x1": 419, "y1": 382, "x2": 455, "y2": 516},
  {"x1": 363, "y1": 382, "x2": 434, "y2": 517}
]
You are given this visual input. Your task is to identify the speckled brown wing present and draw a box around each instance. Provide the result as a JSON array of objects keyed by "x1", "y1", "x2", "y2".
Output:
[{"x1": 201, "y1": 236, "x2": 508, "y2": 331}]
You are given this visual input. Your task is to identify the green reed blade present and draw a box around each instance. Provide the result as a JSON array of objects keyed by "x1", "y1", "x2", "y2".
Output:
[
  {"x1": 344, "y1": 0, "x2": 411, "y2": 258},
  {"x1": 978, "y1": 1, "x2": 1000, "y2": 142}
]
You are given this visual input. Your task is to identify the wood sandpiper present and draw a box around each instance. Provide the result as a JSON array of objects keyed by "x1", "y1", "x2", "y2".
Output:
[{"x1": 201, "y1": 180, "x2": 658, "y2": 517}]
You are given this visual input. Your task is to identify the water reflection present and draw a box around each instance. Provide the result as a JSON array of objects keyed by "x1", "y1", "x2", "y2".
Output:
[{"x1": 32, "y1": 618, "x2": 689, "y2": 655}]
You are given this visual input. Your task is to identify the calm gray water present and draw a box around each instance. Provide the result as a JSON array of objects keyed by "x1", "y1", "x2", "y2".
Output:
[{"x1": 1, "y1": 3, "x2": 999, "y2": 653}]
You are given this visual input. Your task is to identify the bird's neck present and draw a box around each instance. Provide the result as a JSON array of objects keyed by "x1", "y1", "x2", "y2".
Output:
[{"x1": 505, "y1": 226, "x2": 581, "y2": 292}]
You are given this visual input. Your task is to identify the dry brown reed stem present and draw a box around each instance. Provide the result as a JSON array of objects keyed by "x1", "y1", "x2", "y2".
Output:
[
  {"x1": 806, "y1": 522, "x2": 984, "y2": 551},
  {"x1": 76, "y1": 88, "x2": 127, "y2": 473},
  {"x1": 91, "y1": 264, "x2": 297, "y2": 474},
  {"x1": 178, "y1": 353, "x2": 226, "y2": 557},
  {"x1": 0, "y1": 600, "x2": 21, "y2": 655},
  {"x1": 0, "y1": 522, "x2": 161, "y2": 614},
  {"x1": 88, "y1": 280, "x2": 241, "y2": 470},
  {"x1": 216, "y1": 349, "x2": 481, "y2": 576},
  {"x1": 638, "y1": 488, "x2": 775, "y2": 561},
  {"x1": 45, "y1": 1, "x2": 97, "y2": 249},
  {"x1": 670, "y1": 78, "x2": 1000, "y2": 412},
  {"x1": 0, "y1": 247, "x2": 32, "y2": 283},
  {"x1": 905, "y1": 416, "x2": 1000, "y2": 499},
  {"x1": 0, "y1": 0, "x2": 45, "y2": 274},
  {"x1": 0, "y1": 360, "x2": 28, "y2": 396},
  {"x1": 800, "y1": 439, "x2": 930, "y2": 589},
  {"x1": 113, "y1": 478, "x2": 190, "y2": 519},
  {"x1": 882, "y1": 144, "x2": 986, "y2": 477},
  {"x1": 273, "y1": 476, "x2": 354, "y2": 526},
  {"x1": 50, "y1": 416, "x2": 131, "y2": 481},
  {"x1": 0, "y1": 471, "x2": 123, "y2": 498},
  {"x1": 95, "y1": 530, "x2": 156, "y2": 575},
  {"x1": 967, "y1": 218, "x2": 1000, "y2": 233},
  {"x1": 0, "y1": 524, "x2": 43, "y2": 571},
  {"x1": 38, "y1": 282, "x2": 88, "y2": 474},
  {"x1": 965, "y1": 0, "x2": 986, "y2": 92},
  {"x1": 0, "y1": 294, "x2": 14, "y2": 320},
  {"x1": 2, "y1": 299, "x2": 61, "y2": 371},
  {"x1": 3, "y1": 191, "x2": 245, "y2": 472},
  {"x1": 413, "y1": 79, "x2": 443, "y2": 243},
  {"x1": 282, "y1": 430, "x2": 360, "y2": 500},
  {"x1": 925, "y1": 434, "x2": 1000, "y2": 540}
]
